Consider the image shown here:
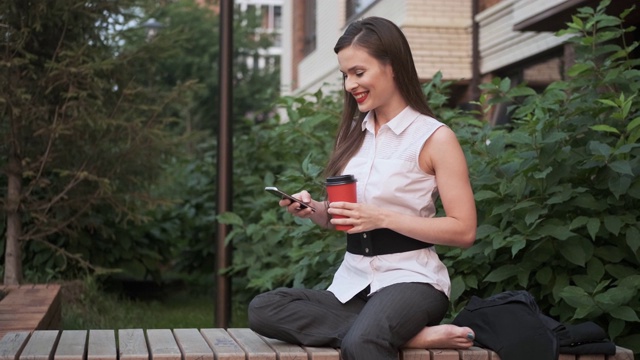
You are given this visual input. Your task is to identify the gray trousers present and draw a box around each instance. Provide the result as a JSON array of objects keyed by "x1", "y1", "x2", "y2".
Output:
[{"x1": 248, "y1": 282, "x2": 449, "y2": 360}]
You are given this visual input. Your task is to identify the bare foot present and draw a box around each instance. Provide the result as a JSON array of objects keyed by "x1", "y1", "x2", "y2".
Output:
[{"x1": 403, "y1": 324, "x2": 475, "y2": 349}]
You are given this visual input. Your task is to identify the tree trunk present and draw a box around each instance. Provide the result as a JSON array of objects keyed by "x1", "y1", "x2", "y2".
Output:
[{"x1": 4, "y1": 154, "x2": 23, "y2": 285}]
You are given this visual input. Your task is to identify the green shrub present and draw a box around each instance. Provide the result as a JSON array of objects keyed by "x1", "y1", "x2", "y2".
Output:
[
  {"x1": 221, "y1": 0, "x2": 639, "y2": 353},
  {"x1": 441, "y1": 0, "x2": 640, "y2": 352},
  {"x1": 219, "y1": 90, "x2": 345, "y2": 304}
]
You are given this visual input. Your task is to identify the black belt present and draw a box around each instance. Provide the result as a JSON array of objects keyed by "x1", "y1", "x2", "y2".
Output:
[{"x1": 346, "y1": 228, "x2": 432, "y2": 256}]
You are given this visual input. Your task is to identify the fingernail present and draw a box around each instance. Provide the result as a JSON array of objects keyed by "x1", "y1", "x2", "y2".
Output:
[{"x1": 467, "y1": 332, "x2": 475, "y2": 340}]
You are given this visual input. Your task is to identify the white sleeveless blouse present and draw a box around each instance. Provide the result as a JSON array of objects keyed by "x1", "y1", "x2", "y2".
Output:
[{"x1": 327, "y1": 106, "x2": 451, "y2": 303}]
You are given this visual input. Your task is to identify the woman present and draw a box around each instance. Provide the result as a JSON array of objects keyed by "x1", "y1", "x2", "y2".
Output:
[{"x1": 248, "y1": 16, "x2": 477, "y2": 359}]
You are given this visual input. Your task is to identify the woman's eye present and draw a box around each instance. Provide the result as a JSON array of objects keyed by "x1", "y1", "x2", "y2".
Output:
[{"x1": 355, "y1": 72, "x2": 364, "y2": 77}]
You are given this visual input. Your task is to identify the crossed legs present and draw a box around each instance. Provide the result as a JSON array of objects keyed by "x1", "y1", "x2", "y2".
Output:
[{"x1": 248, "y1": 283, "x2": 474, "y2": 360}]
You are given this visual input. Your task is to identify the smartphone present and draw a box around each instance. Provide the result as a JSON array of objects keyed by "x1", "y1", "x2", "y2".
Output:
[{"x1": 265, "y1": 186, "x2": 316, "y2": 212}]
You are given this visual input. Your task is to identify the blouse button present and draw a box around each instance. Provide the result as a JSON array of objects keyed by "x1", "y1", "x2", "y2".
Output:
[{"x1": 365, "y1": 248, "x2": 370, "y2": 253}]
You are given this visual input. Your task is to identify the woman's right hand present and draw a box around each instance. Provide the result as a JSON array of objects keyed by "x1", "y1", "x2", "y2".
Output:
[
  {"x1": 281, "y1": 191, "x2": 332, "y2": 228},
  {"x1": 281, "y1": 190, "x2": 315, "y2": 218}
]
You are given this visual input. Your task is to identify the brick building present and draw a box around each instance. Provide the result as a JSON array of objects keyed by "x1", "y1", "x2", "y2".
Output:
[{"x1": 279, "y1": 0, "x2": 639, "y2": 124}]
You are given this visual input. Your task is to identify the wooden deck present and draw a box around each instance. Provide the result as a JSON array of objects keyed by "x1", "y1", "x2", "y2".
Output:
[
  {"x1": 0, "y1": 328, "x2": 634, "y2": 360},
  {"x1": 0, "y1": 285, "x2": 61, "y2": 340}
]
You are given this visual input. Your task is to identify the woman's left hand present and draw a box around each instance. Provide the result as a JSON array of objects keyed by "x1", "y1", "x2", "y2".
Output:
[{"x1": 327, "y1": 202, "x2": 385, "y2": 233}]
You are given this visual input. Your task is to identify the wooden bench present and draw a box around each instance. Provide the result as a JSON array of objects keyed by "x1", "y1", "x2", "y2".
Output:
[
  {"x1": 0, "y1": 329, "x2": 634, "y2": 360},
  {"x1": 0, "y1": 284, "x2": 61, "y2": 340}
]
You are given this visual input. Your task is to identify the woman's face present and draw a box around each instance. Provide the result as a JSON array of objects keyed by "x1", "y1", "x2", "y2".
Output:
[{"x1": 338, "y1": 45, "x2": 402, "y2": 116}]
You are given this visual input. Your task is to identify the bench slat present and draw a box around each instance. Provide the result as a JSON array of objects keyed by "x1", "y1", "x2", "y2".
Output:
[
  {"x1": 459, "y1": 346, "x2": 490, "y2": 360},
  {"x1": 146, "y1": 329, "x2": 180, "y2": 360},
  {"x1": 302, "y1": 346, "x2": 340, "y2": 360},
  {"x1": 200, "y1": 329, "x2": 245, "y2": 360},
  {"x1": 401, "y1": 348, "x2": 430, "y2": 360},
  {"x1": 430, "y1": 349, "x2": 461, "y2": 360},
  {"x1": 260, "y1": 336, "x2": 308, "y2": 360},
  {"x1": 0, "y1": 313, "x2": 49, "y2": 334},
  {"x1": 0, "y1": 332, "x2": 30, "y2": 360},
  {"x1": 227, "y1": 328, "x2": 275, "y2": 360},
  {"x1": 87, "y1": 330, "x2": 116, "y2": 360},
  {"x1": 0, "y1": 328, "x2": 633, "y2": 360},
  {"x1": 19, "y1": 330, "x2": 59, "y2": 360},
  {"x1": 173, "y1": 329, "x2": 213, "y2": 360},
  {"x1": 55, "y1": 330, "x2": 87, "y2": 360},
  {"x1": 118, "y1": 329, "x2": 148, "y2": 360}
]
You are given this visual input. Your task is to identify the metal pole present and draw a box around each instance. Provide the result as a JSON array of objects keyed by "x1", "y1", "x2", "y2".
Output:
[
  {"x1": 216, "y1": 0, "x2": 233, "y2": 328},
  {"x1": 470, "y1": 0, "x2": 481, "y2": 102}
]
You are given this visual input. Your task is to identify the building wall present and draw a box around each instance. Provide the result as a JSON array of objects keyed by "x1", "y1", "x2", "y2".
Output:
[
  {"x1": 403, "y1": 0, "x2": 472, "y2": 81},
  {"x1": 285, "y1": 0, "x2": 473, "y2": 96},
  {"x1": 476, "y1": 0, "x2": 568, "y2": 74},
  {"x1": 281, "y1": 0, "x2": 590, "y2": 105},
  {"x1": 294, "y1": 0, "x2": 347, "y2": 95},
  {"x1": 280, "y1": 0, "x2": 295, "y2": 94},
  {"x1": 523, "y1": 56, "x2": 563, "y2": 85}
]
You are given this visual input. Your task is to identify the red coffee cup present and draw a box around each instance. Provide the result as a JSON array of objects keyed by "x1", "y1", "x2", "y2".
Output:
[{"x1": 326, "y1": 175, "x2": 357, "y2": 231}]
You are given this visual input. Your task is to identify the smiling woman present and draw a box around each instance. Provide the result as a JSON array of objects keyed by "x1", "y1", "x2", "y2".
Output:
[{"x1": 247, "y1": 16, "x2": 477, "y2": 360}]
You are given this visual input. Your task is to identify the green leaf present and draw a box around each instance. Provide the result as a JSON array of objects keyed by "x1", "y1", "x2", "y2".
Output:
[
  {"x1": 484, "y1": 265, "x2": 519, "y2": 282},
  {"x1": 610, "y1": 306, "x2": 640, "y2": 322},
  {"x1": 533, "y1": 167, "x2": 552, "y2": 179},
  {"x1": 603, "y1": 216, "x2": 622, "y2": 236},
  {"x1": 573, "y1": 306, "x2": 594, "y2": 320},
  {"x1": 605, "y1": 264, "x2": 637, "y2": 279},
  {"x1": 609, "y1": 176, "x2": 631, "y2": 199},
  {"x1": 474, "y1": 190, "x2": 499, "y2": 201},
  {"x1": 464, "y1": 274, "x2": 478, "y2": 289},
  {"x1": 608, "y1": 160, "x2": 634, "y2": 176},
  {"x1": 573, "y1": 193, "x2": 607, "y2": 211},
  {"x1": 559, "y1": 240, "x2": 587, "y2": 267},
  {"x1": 626, "y1": 226, "x2": 640, "y2": 253},
  {"x1": 450, "y1": 276, "x2": 465, "y2": 302},
  {"x1": 596, "y1": 99, "x2": 618, "y2": 107},
  {"x1": 559, "y1": 286, "x2": 594, "y2": 308},
  {"x1": 588, "y1": 141, "x2": 611, "y2": 157},
  {"x1": 546, "y1": 191, "x2": 572, "y2": 205},
  {"x1": 216, "y1": 212, "x2": 244, "y2": 226},
  {"x1": 499, "y1": 77, "x2": 511, "y2": 93},
  {"x1": 587, "y1": 218, "x2": 601, "y2": 240},
  {"x1": 536, "y1": 267, "x2": 553, "y2": 285},
  {"x1": 476, "y1": 224, "x2": 499, "y2": 239},
  {"x1": 512, "y1": 200, "x2": 536, "y2": 210},
  {"x1": 593, "y1": 279, "x2": 612, "y2": 294},
  {"x1": 587, "y1": 257, "x2": 605, "y2": 281},
  {"x1": 619, "y1": 275, "x2": 640, "y2": 289},
  {"x1": 568, "y1": 63, "x2": 592, "y2": 77},
  {"x1": 539, "y1": 224, "x2": 576, "y2": 240},
  {"x1": 511, "y1": 237, "x2": 527, "y2": 257},
  {"x1": 508, "y1": 86, "x2": 537, "y2": 97},
  {"x1": 589, "y1": 124, "x2": 620, "y2": 134},
  {"x1": 627, "y1": 117, "x2": 640, "y2": 132},
  {"x1": 608, "y1": 319, "x2": 625, "y2": 339},
  {"x1": 570, "y1": 216, "x2": 589, "y2": 230},
  {"x1": 525, "y1": 208, "x2": 547, "y2": 226},
  {"x1": 613, "y1": 143, "x2": 640, "y2": 156}
]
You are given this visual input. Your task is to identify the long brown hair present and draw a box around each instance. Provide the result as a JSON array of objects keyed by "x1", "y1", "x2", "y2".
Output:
[{"x1": 324, "y1": 17, "x2": 435, "y2": 177}]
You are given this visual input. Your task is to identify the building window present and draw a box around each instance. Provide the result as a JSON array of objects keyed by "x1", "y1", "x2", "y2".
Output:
[
  {"x1": 303, "y1": 0, "x2": 316, "y2": 56},
  {"x1": 346, "y1": 0, "x2": 376, "y2": 20},
  {"x1": 274, "y1": 5, "x2": 282, "y2": 30}
]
